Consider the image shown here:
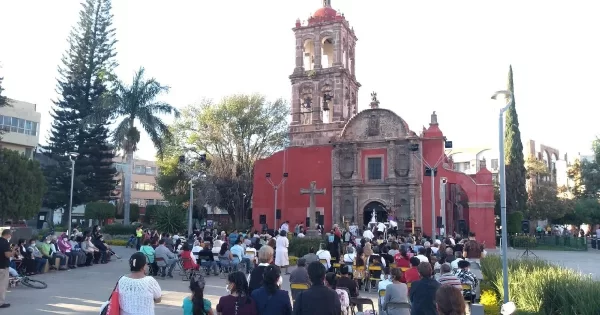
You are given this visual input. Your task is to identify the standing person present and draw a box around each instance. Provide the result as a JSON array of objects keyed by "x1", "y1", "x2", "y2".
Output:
[
  {"x1": 118, "y1": 252, "x2": 162, "y2": 315},
  {"x1": 293, "y1": 261, "x2": 341, "y2": 315},
  {"x1": 280, "y1": 221, "x2": 290, "y2": 234},
  {"x1": 182, "y1": 274, "x2": 213, "y2": 315},
  {"x1": 275, "y1": 231, "x2": 290, "y2": 275},
  {"x1": 248, "y1": 246, "x2": 274, "y2": 294},
  {"x1": 0, "y1": 229, "x2": 12, "y2": 308},
  {"x1": 216, "y1": 271, "x2": 257, "y2": 315},
  {"x1": 136, "y1": 225, "x2": 144, "y2": 251},
  {"x1": 251, "y1": 265, "x2": 292, "y2": 315},
  {"x1": 382, "y1": 268, "x2": 410, "y2": 315}
]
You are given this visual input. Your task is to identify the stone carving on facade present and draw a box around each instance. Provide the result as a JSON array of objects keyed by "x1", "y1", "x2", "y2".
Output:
[
  {"x1": 367, "y1": 113, "x2": 380, "y2": 136},
  {"x1": 337, "y1": 145, "x2": 355, "y2": 179},
  {"x1": 342, "y1": 197, "x2": 354, "y2": 222},
  {"x1": 395, "y1": 145, "x2": 410, "y2": 177}
]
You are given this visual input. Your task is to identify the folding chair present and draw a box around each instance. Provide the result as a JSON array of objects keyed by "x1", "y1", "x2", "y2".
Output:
[
  {"x1": 462, "y1": 283, "x2": 476, "y2": 304},
  {"x1": 155, "y1": 257, "x2": 166, "y2": 277},
  {"x1": 290, "y1": 283, "x2": 310, "y2": 303},
  {"x1": 378, "y1": 289, "x2": 386, "y2": 314},
  {"x1": 367, "y1": 265, "x2": 382, "y2": 292},
  {"x1": 400, "y1": 267, "x2": 409, "y2": 272},
  {"x1": 180, "y1": 257, "x2": 197, "y2": 281}
]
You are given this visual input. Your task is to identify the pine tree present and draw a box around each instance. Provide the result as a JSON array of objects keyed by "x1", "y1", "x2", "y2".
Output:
[
  {"x1": 504, "y1": 65, "x2": 528, "y2": 213},
  {"x1": 43, "y1": 0, "x2": 118, "y2": 224}
]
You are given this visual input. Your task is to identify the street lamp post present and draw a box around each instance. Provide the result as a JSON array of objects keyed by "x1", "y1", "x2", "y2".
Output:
[
  {"x1": 179, "y1": 151, "x2": 207, "y2": 237},
  {"x1": 492, "y1": 90, "x2": 513, "y2": 304},
  {"x1": 67, "y1": 152, "x2": 79, "y2": 237},
  {"x1": 188, "y1": 180, "x2": 194, "y2": 236},
  {"x1": 266, "y1": 173, "x2": 288, "y2": 230}
]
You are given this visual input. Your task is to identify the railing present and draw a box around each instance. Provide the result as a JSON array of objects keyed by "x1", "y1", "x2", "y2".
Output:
[{"x1": 509, "y1": 234, "x2": 587, "y2": 251}]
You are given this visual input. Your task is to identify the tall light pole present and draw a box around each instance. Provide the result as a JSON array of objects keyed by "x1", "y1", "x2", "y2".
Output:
[
  {"x1": 67, "y1": 152, "x2": 79, "y2": 237},
  {"x1": 179, "y1": 150, "x2": 207, "y2": 237},
  {"x1": 409, "y1": 141, "x2": 452, "y2": 240},
  {"x1": 492, "y1": 89, "x2": 513, "y2": 304},
  {"x1": 266, "y1": 172, "x2": 288, "y2": 230}
]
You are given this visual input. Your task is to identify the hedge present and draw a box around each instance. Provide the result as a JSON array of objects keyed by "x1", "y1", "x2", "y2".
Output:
[
  {"x1": 105, "y1": 239, "x2": 128, "y2": 246},
  {"x1": 481, "y1": 255, "x2": 600, "y2": 314},
  {"x1": 288, "y1": 237, "x2": 325, "y2": 257}
]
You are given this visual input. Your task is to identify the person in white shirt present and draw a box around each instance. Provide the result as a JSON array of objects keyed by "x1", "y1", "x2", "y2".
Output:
[
  {"x1": 440, "y1": 224, "x2": 445, "y2": 237},
  {"x1": 280, "y1": 221, "x2": 290, "y2": 233},
  {"x1": 343, "y1": 246, "x2": 356, "y2": 271},
  {"x1": 415, "y1": 247, "x2": 429, "y2": 263},
  {"x1": 596, "y1": 227, "x2": 600, "y2": 239},
  {"x1": 363, "y1": 229, "x2": 375, "y2": 240},
  {"x1": 377, "y1": 222, "x2": 386, "y2": 238},
  {"x1": 297, "y1": 232, "x2": 305, "y2": 238},
  {"x1": 191, "y1": 240, "x2": 202, "y2": 262},
  {"x1": 316, "y1": 245, "x2": 332, "y2": 270}
]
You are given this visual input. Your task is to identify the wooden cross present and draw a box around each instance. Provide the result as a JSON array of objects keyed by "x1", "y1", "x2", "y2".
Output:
[{"x1": 300, "y1": 181, "x2": 326, "y2": 233}]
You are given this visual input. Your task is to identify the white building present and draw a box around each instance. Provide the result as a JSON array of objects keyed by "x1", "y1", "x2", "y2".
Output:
[{"x1": 0, "y1": 99, "x2": 41, "y2": 158}]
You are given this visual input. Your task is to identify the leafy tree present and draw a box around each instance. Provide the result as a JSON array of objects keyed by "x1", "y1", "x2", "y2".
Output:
[
  {"x1": 504, "y1": 65, "x2": 528, "y2": 213},
  {"x1": 162, "y1": 94, "x2": 288, "y2": 224},
  {"x1": 525, "y1": 156, "x2": 549, "y2": 184},
  {"x1": 0, "y1": 149, "x2": 46, "y2": 222},
  {"x1": 526, "y1": 183, "x2": 568, "y2": 220},
  {"x1": 579, "y1": 138, "x2": 600, "y2": 198},
  {"x1": 84, "y1": 201, "x2": 115, "y2": 225},
  {"x1": 156, "y1": 155, "x2": 191, "y2": 206},
  {"x1": 0, "y1": 74, "x2": 8, "y2": 140},
  {"x1": 153, "y1": 205, "x2": 186, "y2": 234},
  {"x1": 129, "y1": 203, "x2": 140, "y2": 222},
  {"x1": 90, "y1": 67, "x2": 179, "y2": 225},
  {"x1": 567, "y1": 158, "x2": 585, "y2": 198},
  {"x1": 43, "y1": 0, "x2": 118, "y2": 224}
]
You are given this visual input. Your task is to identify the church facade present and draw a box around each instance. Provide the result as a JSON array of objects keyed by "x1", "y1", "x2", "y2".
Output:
[{"x1": 252, "y1": 1, "x2": 496, "y2": 247}]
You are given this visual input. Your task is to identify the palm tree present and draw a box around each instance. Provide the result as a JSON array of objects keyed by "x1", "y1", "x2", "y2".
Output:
[{"x1": 98, "y1": 67, "x2": 179, "y2": 224}]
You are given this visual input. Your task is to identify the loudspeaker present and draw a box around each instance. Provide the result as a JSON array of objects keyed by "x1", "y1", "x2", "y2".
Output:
[
  {"x1": 276, "y1": 209, "x2": 281, "y2": 219},
  {"x1": 458, "y1": 220, "x2": 467, "y2": 235},
  {"x1": 306, "y1": 217, "x2": 310, "y2": 227},
  {"x1": 436, "y1": 216, "x2": 443, "y2": 229},
  {"x1": 521, "y1": 220, "x2": 530, "y2": 234},
  {"x1": 259, "y1": 215, "x2": 266, "y2": 225},
  {"x1": 318, "y1": 215, "x2": 324, "y2": 225}
]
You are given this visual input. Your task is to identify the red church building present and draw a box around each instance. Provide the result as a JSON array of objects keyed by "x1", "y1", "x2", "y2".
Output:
[{"x1": 252, "y1": 1, "x2": 495, "y2": 247}]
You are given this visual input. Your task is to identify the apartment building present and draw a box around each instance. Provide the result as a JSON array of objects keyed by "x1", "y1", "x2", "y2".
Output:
[
  {"x1": 0, "y1": 99, "x2": 41, "y2": 158},
  {"x1": 113, "y1": 157, "x2": 168, "y2": 207}
]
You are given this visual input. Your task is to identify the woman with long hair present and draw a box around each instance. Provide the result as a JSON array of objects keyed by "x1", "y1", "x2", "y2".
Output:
[
  {"x1": 394, "y1": 246, "x2": 412, "y2": 268},
  {"x1": 216, "y1": 271, "x2": 257, "y2": 315},
  {"x1": 435, "y1": 285, "x2": 466, "y2": 315},
  {"x1": 183, "y1": 274, "x2": 213, "y2": 315},
  {"x1": 219, "y1": 243, "x2": 237, "y2": 272},
  {"x1": 250, "y1": 265, "x2": 291, "y2": 315},
  {"x1": 117, "y1": 252, "x2": 162, "y2": 315}
]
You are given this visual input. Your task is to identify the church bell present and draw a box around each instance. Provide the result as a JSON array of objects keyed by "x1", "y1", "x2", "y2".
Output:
[{"x1": 322, "y1": 93, "x2": 332, "y2": 111}]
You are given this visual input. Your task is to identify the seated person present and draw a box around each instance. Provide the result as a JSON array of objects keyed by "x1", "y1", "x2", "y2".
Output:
[
  {"x1": 57, "y1": 233, "x2": 78, "y2": 268},
  {"x1": 17, "y1": 239, "x2": 35, "y2": 275},
  {"x1": 180, "y1": 242, "x2": 199, "y2": 271},
  {"x1": 139, "y1": 240, "x2": 157, "y2": 276},
  {"x1": 402, "y1": 257, "x2": 421, "y2": 284},
  {"x1": 393, "y1": 247, "x2": 412, "y2": 268},
  {"x1": 37, "y1": 236, "x2": 67, "y2": 270},
  {"x1": 316, "y1": 245, "x2": 332, "y2": 270},
  {"x1": 197, "y1": 243, "x2": 219, "y2": 275},
  {"x1": 302, "y1": 247, "x2": 319, "y2": 265},
  {"x1": 191, "y1": 240, "x2": 203, "y2": 262},
  {"x1": 154, "y1": 239, "x2": 178, "y2": 278},
  {"x1": 218, "y1": 243, "x2": 237, "y2": 271},
  {"x1": 91, "y1": 234, "x2": 109, "y2": 264},
  {"x1": 454, "y1": 260, "x2": 479, "y2": 302},
  {"x1": 80, "y1": 234, "x2": 99, "y2": 266},
  {"x1": 230, "y1": 239, "x2": 251, "y2": 273},
  {"x1": 27, "y1": 239, "x2": 47, "y2": 274}
]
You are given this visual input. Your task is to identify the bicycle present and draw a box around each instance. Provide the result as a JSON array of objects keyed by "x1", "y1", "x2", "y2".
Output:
[{"x1": 8, "y1": 275, "x2": 47, "y2": 289}]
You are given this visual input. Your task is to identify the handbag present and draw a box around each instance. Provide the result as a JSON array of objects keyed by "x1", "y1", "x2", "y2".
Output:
[{"x1": 100, "y1": 276, "x2": 123, "y2": 315}]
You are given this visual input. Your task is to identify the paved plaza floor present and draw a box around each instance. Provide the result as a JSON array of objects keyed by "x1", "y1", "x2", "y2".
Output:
[{"x1": 7, "y1": 246, "x2": 599, "y2": 313}]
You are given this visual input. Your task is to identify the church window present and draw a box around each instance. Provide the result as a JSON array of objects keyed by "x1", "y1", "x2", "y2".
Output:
[
  {"x1": 321, "y1": 37, "x2": 334, "y2": 68},
  {"x1": 367, "y1": 157, "x2": 383, "y2": 180}
]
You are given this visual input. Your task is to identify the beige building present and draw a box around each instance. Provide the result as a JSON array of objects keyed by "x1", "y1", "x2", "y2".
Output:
[
  {"x1": 113, "y1": 157, "x2": 168, "y2": 207},
  {"x1": 0, "y1": 99, "x2": 41, "y2": 158}
]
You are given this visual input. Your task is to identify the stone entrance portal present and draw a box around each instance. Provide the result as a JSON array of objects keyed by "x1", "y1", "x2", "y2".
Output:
[{"x1": 363, "y1": 201, "x2": 388, "y2": 226}]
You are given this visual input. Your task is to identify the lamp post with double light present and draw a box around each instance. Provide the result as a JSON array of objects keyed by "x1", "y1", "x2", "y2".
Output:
[{"x1": 265, "y1": 172, "x2": 288, "y2": 230}]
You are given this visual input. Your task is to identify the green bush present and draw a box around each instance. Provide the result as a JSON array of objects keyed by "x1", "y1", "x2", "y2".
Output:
[
  {"x1": 105, "y1": 239, "x2": 127, "y2": 246},
  {"x1": 288, "y1": 237, "x2": 325, "y2": 257},
  {"x1": 153, "y1": 205, "x2": 186, "y2": 234},
  {"x1": 509, "y1": 235, "x2": 537, "y2": 248},
  {"x1": 102, "y1": 223, "x2": 137, "y2": 236},
  {"x1": 481, "y1": 255, "x2": 600, "y2": 314}
]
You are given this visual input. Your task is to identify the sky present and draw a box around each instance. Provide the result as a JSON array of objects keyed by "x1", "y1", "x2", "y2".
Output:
[{"x1": 0, "y1": 0, "x2": 598, "y2": 161}]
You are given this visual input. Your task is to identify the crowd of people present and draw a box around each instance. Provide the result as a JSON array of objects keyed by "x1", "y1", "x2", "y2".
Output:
[{"x1": 103, "y1": 222, "x2": 487, "y2": 315}]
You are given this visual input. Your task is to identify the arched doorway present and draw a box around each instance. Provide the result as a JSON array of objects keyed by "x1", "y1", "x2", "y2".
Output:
[{"x1": 363, "y1": 201, "x2": 388, "y2": 227}]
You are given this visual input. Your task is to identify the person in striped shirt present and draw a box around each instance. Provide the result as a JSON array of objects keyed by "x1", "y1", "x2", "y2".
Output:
[{"x1": 437, "y1": 263, "x2": 462, "y2": 289}]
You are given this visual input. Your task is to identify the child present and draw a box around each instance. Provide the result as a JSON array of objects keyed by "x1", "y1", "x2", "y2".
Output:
[
  {"x1": 182, "y1": 274, "x2": 213, "y2": 315},
  {"x1": 126, "y1": 235, "x2": 136, "y2": 248}
]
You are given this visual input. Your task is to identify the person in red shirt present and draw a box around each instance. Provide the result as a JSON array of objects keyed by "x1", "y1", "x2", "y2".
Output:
[
  {"x1": 394, "y1": 247, "x2": 412, "y2": 268},
  {"x1": 401, "y1": 257, "x2": 421, "y2": 283}
]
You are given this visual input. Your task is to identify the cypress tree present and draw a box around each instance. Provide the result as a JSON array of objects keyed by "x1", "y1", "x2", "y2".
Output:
[
  {"x1": 43, "y1": 0, "x2": 118, "y2": 224},
  {"x1": 504, "y1": 65, "x2": 528, "y2": 213}
]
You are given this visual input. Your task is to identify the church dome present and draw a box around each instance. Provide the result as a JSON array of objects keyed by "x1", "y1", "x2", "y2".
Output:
[{"x1": 313, "y1": 7, "x2": 338, "y2": 19}]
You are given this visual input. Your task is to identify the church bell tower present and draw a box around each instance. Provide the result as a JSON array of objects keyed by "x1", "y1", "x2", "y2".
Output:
[{"x1": 289, "y1": 0, "x2": 361, "y2": 146}]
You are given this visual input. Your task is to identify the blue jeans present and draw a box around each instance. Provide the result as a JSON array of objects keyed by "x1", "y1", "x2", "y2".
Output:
[
  {"x1": 201, "y1": 261, "x2": 219, "y2": 274},
  {"x1": 34, "y1": 257, "x2": 47, "y2": 273}
]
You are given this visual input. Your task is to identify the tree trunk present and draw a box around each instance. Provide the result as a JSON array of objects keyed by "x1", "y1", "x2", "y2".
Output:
[{"x1": 123, "y1": 150, "x2": 134, "y2": 225}]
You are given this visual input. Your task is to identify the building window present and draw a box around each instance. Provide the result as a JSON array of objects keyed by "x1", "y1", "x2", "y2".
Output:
[
  {"x1": 491, "y1": 159, "x2": 499, "y2": 170},
  {"x1": 133, "y1": 182, "x2": 155, "y2": 191},
  {"x1": 133, "y1": 165, "x2": 144, "y2": 174},
  {"x1": 145, "y1": 199, "x2": 156, "y2": 206},
  {"x1": 367, "y1": 157, "x2": 383, "y2": 180},
  {"x1": 0, "y1": 115, "x2": 37, "y2": 136},
  {"x1": 145, "y1": 166, "x2": 156, "y2": 175},
  {"x1": 113, "y1": 163, "x2": 126, "y2": 173},
  {"x1": 158, "y1": 200, "x2": 169, "y2": 206}
]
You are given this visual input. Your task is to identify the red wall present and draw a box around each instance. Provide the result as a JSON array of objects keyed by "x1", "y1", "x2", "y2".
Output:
[
  {"x1": 252, "y1": 146, "x2": 333, "y2": 231},
  {"x1": 420, "y1": 135, "x2": 495, "y2": 248},
  {"x1": 360, "y1": 149, "x2": 387, "y2": 181}
]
